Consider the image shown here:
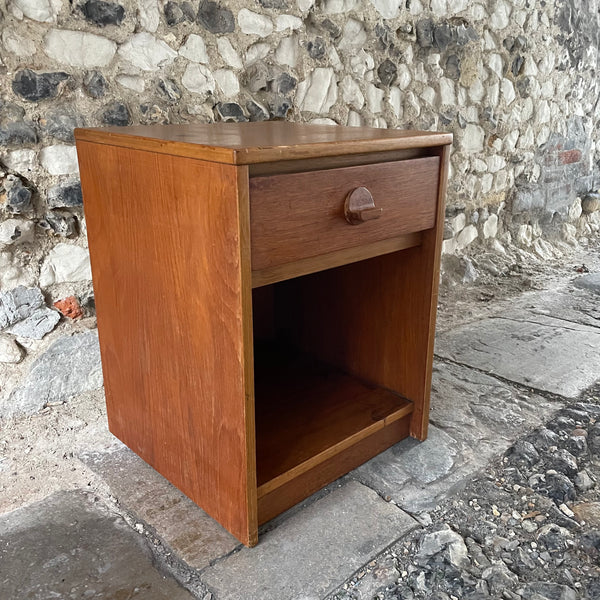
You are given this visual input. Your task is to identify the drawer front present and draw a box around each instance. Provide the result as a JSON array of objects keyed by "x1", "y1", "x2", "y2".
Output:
[{"x1": 249, "y1": 156, "x2": 440, "y2": 271}]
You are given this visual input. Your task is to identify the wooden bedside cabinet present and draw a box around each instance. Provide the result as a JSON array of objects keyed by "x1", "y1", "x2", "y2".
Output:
[{"x1": 75, "y1": 122, "x2": 452, "y2": 547}]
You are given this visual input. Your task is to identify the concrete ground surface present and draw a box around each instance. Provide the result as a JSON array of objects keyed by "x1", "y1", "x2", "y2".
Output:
[{"x1": 1, "y1": 262, "x2": 600, "y2": 599}]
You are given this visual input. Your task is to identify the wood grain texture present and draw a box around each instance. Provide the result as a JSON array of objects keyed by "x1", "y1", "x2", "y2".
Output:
[
  {"x1": 251, "y1": 232, "x2": 422, "y2": 288},
  {"x1": 253, "y1": 345, "x2": 413, "y2": 491},
  {"x1": 249, "y1": 157, "x2": 440, "y2": 271},
  {"x1": 75, "y1": 122, "x2": 452, "y2": 165},
  {"x1": 257, "y1": 415, "x2": 411, "y2": 525},
  {"x1": 273, "y1": 147, "x2": 448, "y2": 444},
  {"x1": 247, "y1": 148, "x2": 426, "y2": 177},
  {"x1": 77, "y1": 140, "x2": 257, "y2": 546}
]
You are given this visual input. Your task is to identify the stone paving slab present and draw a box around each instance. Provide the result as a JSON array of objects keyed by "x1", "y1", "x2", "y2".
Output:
[
  {"x1": 435, "y1": 312, "x2": 600, "y2": 398},
  {"x1": 354, "y1": 362, "x2": 559, "y2": 513},
  {"x1": 201, "y1": 481, "x2": 418, "y2": 600},
  {"x1": 573, "y1": 272, "x2": 600, "y2": 294},
  {"x1": 0, "y1": 490, "x2": 193, "y2": 599},
  {"x1": 81, "y1": 447, "x2": 239, "y2": 570},
  {"x1": 509, "y1": 284, "x2": 600, "y2": 330}
]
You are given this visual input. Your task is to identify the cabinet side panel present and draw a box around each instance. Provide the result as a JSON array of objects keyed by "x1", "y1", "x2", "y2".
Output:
[{"x1": 77, "y1": 140, "x2": 255, "y2": 545}]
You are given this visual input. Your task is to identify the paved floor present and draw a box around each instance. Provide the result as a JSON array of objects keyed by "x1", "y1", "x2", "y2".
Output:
[{"x1": 1, "y1": 271, "x2": 599, "y2": 599}]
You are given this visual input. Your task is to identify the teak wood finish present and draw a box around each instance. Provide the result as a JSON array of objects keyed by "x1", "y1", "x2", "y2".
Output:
[{"x1": 75, "y1": 122, "x2": 452, "y2": 547}]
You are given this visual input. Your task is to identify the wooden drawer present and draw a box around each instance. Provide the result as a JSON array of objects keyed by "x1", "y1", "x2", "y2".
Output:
[{"x1": 249, "y1": 156, "x2": 441, "y2": 272}]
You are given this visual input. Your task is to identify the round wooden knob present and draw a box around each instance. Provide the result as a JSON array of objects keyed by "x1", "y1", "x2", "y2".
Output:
[{"x1": 344, "y1": 187, "x2": 383, "y2": 225}]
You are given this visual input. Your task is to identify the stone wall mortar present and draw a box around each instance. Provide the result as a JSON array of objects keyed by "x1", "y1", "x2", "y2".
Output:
[{"x1": 0, "y1": 0, "x2": 599, "y2": 400}]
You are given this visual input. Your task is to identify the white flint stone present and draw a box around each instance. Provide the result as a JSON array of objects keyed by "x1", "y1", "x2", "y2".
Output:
[
  {"x1": 323, "y1": 0, "x2": 357, "y2": 13},
  {"x1": 116, "y1": 75, "x2": 145, "y2": 92},
  {"x1": 461, "y1": 124, "x2": 485, "y2": 153},
  {"x1": 569, "y1": 198, "x2": 582, "y2": 221},
  {"x1": 349, "y1": 50, "x2": 374, "y2": 78},
  {"x1": 483, "y1": 30, "x2": 496, "y2": 50},
  {"x1": 0, "y1": 253, "x2": 35, "y2": 290},
  {"x1": 119, "y1": 33, "x2": 177, "y2": 71},
  {"x1": 0, "y1": 220, "x2": 34, "y2": 247},
  {"x1": 44, "y1": 29, "x2": 116, "y2": 68},
  {"x1": 439, "y1": 78, "x2": 455, "y2": 105},
  {"x1": 389, "y1": 87, "x2": 402, "y2": 119},
  {"x1": 483, "y1": 214, "x2": 498, "y2": 239},
  {"x1": 487, "y1": 155, "x2": 506, "y2": 173},
  {"x1": 275, "y1": 15, "x2": 302, "y2": 31},
  {"x1": 296, "y1": 68, "x2": 337, "y2": 114},
  {"x1": 523, "y1": 56, "x2": 538, "y2": 76},
  {"x1": 2, "y1": 149, "x2": 36, "y2": 176},
  {"x1": 369, "y1": 0, "x2": 401, "y2": 19},
  {"x1": 451, "y1": 213, "x2": 466, "y2": 235},
  {"x1": 533, "y1": 238, "x2": 554, "y2": 260},
  {"x1": 238, "y1": 9, "x2": 273, "y2": 37},
  {"x1": 340, "y1": 76, "x2": 364, "y2": 110},
  {"x1": 328, "y1": 46, "x2": 343, "y2": 71},
  {"x1": 442, "y1": 238, "x2": 457, "y2": 255},
  {"x1": 39, "y1": 145, "x2": 79, "y2": 175},
  {"x1": 472, "y1": 158, "x2": 488, "y2": 173},
  {"x1": 481, "y1": 173, "x2": 493, "y2": 194},
  {"x1": 470, "y1": 3, "x2": 486, "y2": 20},
  {"x1": 338, "y1": 18, "x2": 367, "y2": 51},
  {"x1": 522, "y1": 97, "x2": 534, "y2": 121},
  {"x1": 13, "y1": 0, "x2": 61, "y2": 22},
  {"x1": 179, "y1": 34, "x2": 209, "y2": 64},
  {"x1": 181, "y1": 63, "x2": 215, "y2": 97},
  {"x1": 365, "y1": 83, "x2": 384, "y2": 113},
  {"x1": 397, "y1": 64, "x2": 411, "y2": 89},
  {"x1": 464, "y1": 106, "x2": 478, "y2": 122},
  {"x1": 490, "y1": 0, "x2": 510, "y2": 29},
  {"x1": 536, "y1": 100, "x2": 551, "y2": 124},
  {"x1": 421, "y1": 86, "x2": 436, "y2": 105},
  {"x1": 0, "y1": 334, "x2": 23, "y2": 364},
  {"x1": 347, "y1": 111, "x2": 362, "y2": 127},
  {"x1": 517, "y1": 224, "x2": 533, "y2": 246},
  {"x1": 405, "y1": 91, "x2": 421, "y2": 117},
  {"x1": 245, "y1": 43, "x2": 270, "y2": 65},
  {"x1": 541, "y1": 80, "x2": 554, "y2": 98},
  {"x1": 487, "y1": 81, "x2": 499, "y2": 106},
  {"x1": 430, "y1": 0, "x2": 446, "y2": 16},
  {"x1": 274, "y1": 36, "x2": 298, "y2": 68},
  {"x1": 311, "y1": 118, "x2": 337, "y2": 125},
  {"x1": 413, "y1": 63, "x2": 427, "y2": 83},
  {"x1": 297, "y1": 0, "x2": 314, "y2": 11},
  {"x1": 2, "y1": 29, "x2": 36, "y2": 55},
  {"x1": 536, "y1": 126, "x2": 550, "y2": 147},
  {"x1": 469, "y1": 79, "x2": 484, "y2": 102},
  {"x1": 538, "y1": 52, "x2": 555, "y2": 76},
  {"x1": 562, "y1": 223, "x2": 578, "y2": 246},
  {"x1": 214, "y1": 69, "x2": 239, "y2": 98},
  {"x1": 456, "y1": 224, "x2": 478, "y2": 249},
  {"x1": 138, "y1": 0, "x2": 159, "y2": 32},
  {"x1": 504, "y1": 129, "x2": 519, "y2": 152},
  {"x1": 501, "y1": 78, "x2": 515, "y2": 105},
  {"x1": 217, "y1": 38, "x2": 242, "y2": 69},
  {"x1": 39, "y1": 244, "x2": 92, "y2": 287},
  {"x1": 409, "y1": 0, "x2": 423, "y2": 15},
  {"x1": 449, "y1": 0, "x2": 468, "y2": 13},
  {"x1": 488, "y1": 53, "x2": 503, "y2": 78}
]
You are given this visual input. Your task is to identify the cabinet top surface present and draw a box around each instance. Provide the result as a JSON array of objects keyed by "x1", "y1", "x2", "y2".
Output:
[{"x1": 75, "y1": 122, "x2": 452, "y2": 165}]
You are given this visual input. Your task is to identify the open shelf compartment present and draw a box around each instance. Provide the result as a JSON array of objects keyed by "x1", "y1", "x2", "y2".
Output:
[{"x1": 254, "y1": 344, "x2": 413, "y2": 495}]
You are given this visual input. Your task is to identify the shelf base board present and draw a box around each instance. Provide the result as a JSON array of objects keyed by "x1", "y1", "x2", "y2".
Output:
[{"x1": 257, "y1": 413, "x2": 411, "y2": 525}]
